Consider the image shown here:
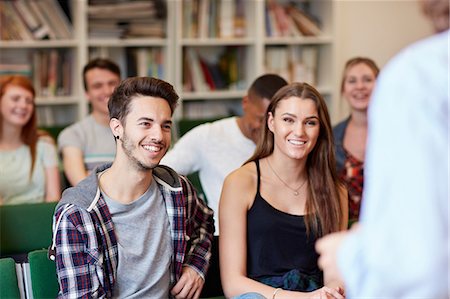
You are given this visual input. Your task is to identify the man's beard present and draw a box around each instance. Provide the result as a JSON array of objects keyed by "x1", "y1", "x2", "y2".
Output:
[{"x1": 121, "y1": 133, "x2": 160, "y2": 171}]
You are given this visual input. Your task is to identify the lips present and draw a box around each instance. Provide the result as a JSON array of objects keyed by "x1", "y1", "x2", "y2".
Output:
[
  {"x1": 142, "y1": 144, "x2": 163, "y2": 152},
  {"x1": 288, "y1": 139, "x2": 306, "y2": 145}
]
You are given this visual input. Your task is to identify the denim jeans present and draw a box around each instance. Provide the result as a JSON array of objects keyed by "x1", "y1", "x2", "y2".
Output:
[{"x1": 231, "y1": 292, "x2": 267, "y2": 299}]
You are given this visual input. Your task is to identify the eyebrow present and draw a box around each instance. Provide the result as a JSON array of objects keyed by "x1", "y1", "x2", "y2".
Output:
[
  {"x1": 281, "y1": 112, "x2": 319, "y2": 120},
  {"x1": 136, "y1": 117, "x2": 172, "y2": 124}
]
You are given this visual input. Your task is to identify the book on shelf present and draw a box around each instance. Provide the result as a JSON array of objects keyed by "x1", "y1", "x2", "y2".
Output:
[
  {"x1": 88, "y1": 0, "x2": 166, "y2": 38},
  {"x1": 185, "y1": 48, "x2": 209, "y2": 92},
  {"x1": 32, "y1": 50, "x2": 73, "y2": 97},
  {"x1": 287, "y1": 4, "x2": 322, "y2": 36},
  {"x1": 27, "y1": 1, "x2": 57, "y2": 39},
  {"x1": 36, "y1": 0, "x2": 72, "y2": 39},
  {"x1": 265, "y1": 1, "x2": 322, "y2": 37},
  {"x1": 125, "y1": 48, "x2": 165, "y2": 78},
  {"x1": 265, "y1": 45, "x2": 319, "y2": 85},
  {"x1": 0, "y1": 1, "x2": 33, "y2": 41},
  {"x1": 288, "y1": 45, "x2": 318, "y2": 85},
  {"x1": 11, "y1": 0, "x2": 50, "y2": 40},
  {"x1": 219, "y1": 0, "x2": 235, "y2": 38},
  {"x1": 0, "y1": 64, "x2": 32, "y2": 77}
]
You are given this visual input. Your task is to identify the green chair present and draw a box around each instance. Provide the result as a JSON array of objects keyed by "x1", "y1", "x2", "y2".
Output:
[
  {"x1": 0, "y1": 257, "x2": 21, "y2": 299},
  {"x1": 25, "y1": 249, "x2": 59, "y2": 299},
  {"x1": 0, "y1": 202, "x2": 57, "y2": 258}
]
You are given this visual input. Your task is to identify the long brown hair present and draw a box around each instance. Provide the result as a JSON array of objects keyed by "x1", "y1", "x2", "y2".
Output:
[
  {"x1": 0, "y1": 75, "x2": 43, "y2": 177},
  {"x1": 246, "y1": 82, "x2": 343, "y2": 236}
]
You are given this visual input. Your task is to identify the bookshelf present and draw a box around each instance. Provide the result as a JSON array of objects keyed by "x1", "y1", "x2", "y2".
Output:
[{"x1": 0, "y1": 0, "x2": 337, "y2": 126}]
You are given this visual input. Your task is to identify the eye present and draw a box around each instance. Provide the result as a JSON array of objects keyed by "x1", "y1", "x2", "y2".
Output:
[
  {"x1": 363, "y1": 77, "x2": 374, "y2": 83},
  {"x1": 282, "y1": 117, "x2": 294, "y2": 123},
  {"x1": 162, "y1": 124, "x2": 172, "y2": 131},
  {"x1": 306, "y1": 120, "x2": 318, "y2": 126},
  {"x1": 140, "y1": 121, "x2": 151, "y2": 127}
]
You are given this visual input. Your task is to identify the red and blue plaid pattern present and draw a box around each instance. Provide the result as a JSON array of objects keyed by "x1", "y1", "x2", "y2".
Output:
[{"x1": 54, "y1": 174, "x2": 214, "y2": 298}]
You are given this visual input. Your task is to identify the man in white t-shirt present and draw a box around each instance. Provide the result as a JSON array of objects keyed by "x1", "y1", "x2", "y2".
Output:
[
  {"x1": 161, "y1": 74, "x2": 288, "y2": 235},
  {"x1": 58, "y1": 58, "x2": 121, "y2": 186}
]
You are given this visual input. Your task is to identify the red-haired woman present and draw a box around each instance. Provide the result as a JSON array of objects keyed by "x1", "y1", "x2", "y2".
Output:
[{"x1": 0, "y1": 75, "x2": 60, "y2": 205}]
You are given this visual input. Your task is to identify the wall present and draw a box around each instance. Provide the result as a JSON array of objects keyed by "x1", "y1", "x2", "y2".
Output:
[{"x1": 333, "y1": 0, "x2": 435, "y2": 122}]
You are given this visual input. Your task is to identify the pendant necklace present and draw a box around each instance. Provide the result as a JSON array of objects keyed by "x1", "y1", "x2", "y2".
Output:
[{"x1": 266, "y1": 158, "x2": 307, "y2": 196}]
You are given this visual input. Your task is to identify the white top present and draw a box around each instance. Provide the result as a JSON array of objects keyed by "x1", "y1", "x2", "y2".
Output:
[
  {"x1": 338, "y1": 30, "x2": 449, "y2": 298},
  {"x1": 0, "y1": 138, "x2": 59, "y2": 205},
  {"x1": 161, "y1": 117, "x2": 256, "y2": 234}
]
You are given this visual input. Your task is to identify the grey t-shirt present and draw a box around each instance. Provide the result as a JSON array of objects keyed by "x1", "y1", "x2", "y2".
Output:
[
  {"x1": 58, "y1": 115, "x2": 116, "y2": 172},
  {"x1": 102, "y1": 178, "x2": 172, "y2": 298}
]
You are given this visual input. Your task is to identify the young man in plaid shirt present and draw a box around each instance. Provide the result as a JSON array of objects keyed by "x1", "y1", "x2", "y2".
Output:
[{"x1": 50, "y1": 77, "x2": 214, "y2": 298}]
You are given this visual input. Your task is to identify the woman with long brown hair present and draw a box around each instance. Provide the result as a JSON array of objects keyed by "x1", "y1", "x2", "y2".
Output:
[
  {"x1": 219, "y1": 82, "x2": 348, "y2": 299},
  {"x1": 0, "y1": 75, "x2": 60, "y2": 205}
]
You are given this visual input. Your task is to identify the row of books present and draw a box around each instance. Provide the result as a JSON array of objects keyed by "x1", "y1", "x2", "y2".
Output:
[
  {"x1": 88, "y1": 0, "x2": 166, "y2": 38},
  {"x1": 266, "y1": 0, "x2": 322, "y2": 37},
  {"x1": 265, "y1": 45, "x2": 318, "y2": 86},
  {"x1": 125, "y1": 48, "x2": 165, "y2": 79},
  {"x1": 183, "y1": 46, "x2": 246, "y2": 93},
  {"x1": 0, "y1": 0, "x2": 72, "y2": 41},
  {"x1": 0, "y1": 49, "x2": 73, "y2": 98},
  {"x1": 183, "y1": 0, "x2": 246, "y2": 39}
]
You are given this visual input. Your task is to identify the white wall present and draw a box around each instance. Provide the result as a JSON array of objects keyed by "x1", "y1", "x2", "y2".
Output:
[{"x1": 333, "y1": 0, "x2": 434, "y2": 122}]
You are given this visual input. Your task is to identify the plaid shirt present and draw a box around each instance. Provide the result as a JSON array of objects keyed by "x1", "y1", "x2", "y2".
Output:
[{"x1": 52, "y1": 164, "x2": 214, "y2": 298}]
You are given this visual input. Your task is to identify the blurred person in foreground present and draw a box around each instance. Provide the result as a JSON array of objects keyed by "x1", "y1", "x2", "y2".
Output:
[{"x1": 316, "y1": 0, "x2": 449, "y2": 298}]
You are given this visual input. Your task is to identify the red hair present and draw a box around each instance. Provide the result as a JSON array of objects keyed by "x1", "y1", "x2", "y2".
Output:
[{"x1": 0, "y1": 75, "x2": 45, "y2": 177}]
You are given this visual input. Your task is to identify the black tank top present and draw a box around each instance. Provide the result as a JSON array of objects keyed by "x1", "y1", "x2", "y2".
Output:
[{"x1": 246, "y1": 160, "x2": 321, "y2": 281}]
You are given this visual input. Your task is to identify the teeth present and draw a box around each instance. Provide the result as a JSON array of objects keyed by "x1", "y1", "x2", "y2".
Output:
[
  {"x1": 143, "y1": 145, "x2": 160, "y2": 152},
  {"x1": 289, "y1": 140, "x2": 306, "y2": 145}
]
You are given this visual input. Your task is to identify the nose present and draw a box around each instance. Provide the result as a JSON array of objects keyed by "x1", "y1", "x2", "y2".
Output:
[
  {"x1": 151, "y1": 125, "x2": 164, "y2": 142},
  {"x1": 355, "y1": 79, "x2": 365, "y2": 89},
  {"x1": 293, "y1": 122, "x2": 305, "y2": 136}
]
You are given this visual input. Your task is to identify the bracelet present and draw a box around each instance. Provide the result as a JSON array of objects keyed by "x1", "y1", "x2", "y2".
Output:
[{"x1": 272, "y1": 288, "x2": 282, "y2": 299}]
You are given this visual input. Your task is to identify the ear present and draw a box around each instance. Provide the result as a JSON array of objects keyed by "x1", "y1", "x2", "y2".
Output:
[
  {"x1": 110, "y1": 118, "x2": 123, "y2": 140},
  {"x1": 241, "y1": 95, "x2": 250, "y2": 110},
  {"x1": 267, "y1": 112, "x2": 275, "y2": 133}
]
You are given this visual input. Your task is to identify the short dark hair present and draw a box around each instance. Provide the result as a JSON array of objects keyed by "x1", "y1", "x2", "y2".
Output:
[
  {"x1": 248, "y1": 74, "x2": 288, "y2": 101},
  {"x1": 82, "y1": 58, "x2": 121, "y2": 91},
  {"x1": 108, "y1": 77, "x2": 179, "y2": 122}
]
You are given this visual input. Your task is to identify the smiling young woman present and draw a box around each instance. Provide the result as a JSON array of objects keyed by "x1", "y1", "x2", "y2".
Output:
[
  {"x1": 219, "y1": 82, "x2": 348, "y2": 299},
  {"x1": 0, "y1": 75, "x2": 61, "y2": 205}
]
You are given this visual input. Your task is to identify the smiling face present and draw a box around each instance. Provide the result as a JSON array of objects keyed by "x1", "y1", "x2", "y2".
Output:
[
  {"x1": 1, "y1": 85, "x2": 34, "y2": 129},
  {"x1": 268, "y1": 96, "x2": 320, "y2": 161},
  {"x1": 113, "y1": 96, "x2": 172, "y2": 171},
  {"x1": 342, "y1": 63, "x2": 376, "y2": 111},
  {"x1": 85, "y1": 68, "x2": 121, "y2": 117},
  {"x1": 342, "y1": 62, "x2": 377, "y2": 112}
]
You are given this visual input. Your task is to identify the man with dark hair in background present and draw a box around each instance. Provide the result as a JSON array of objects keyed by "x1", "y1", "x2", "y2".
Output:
[{"x1": 58, "y1": 58, "x2": 121, "y2": 186}]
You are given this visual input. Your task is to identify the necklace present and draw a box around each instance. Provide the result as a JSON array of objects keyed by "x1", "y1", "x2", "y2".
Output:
[{"x1": 266, "y1": 158, "x2": 307, "y2": 196}]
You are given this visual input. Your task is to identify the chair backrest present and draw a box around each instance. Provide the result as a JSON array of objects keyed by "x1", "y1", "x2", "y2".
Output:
[
  {"x1": 27, "y1": 249, "x2": 59, "y2": 299},
  {"x1": 0, "y1": 257, "x2": 21, "y2": 299},
  {"x1": 0, "y1": 202, "x2": 57, "y2": 256}
]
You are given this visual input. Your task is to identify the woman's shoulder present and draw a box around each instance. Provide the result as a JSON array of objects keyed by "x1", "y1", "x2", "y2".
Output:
[{"x1": 224, "y1": 161, "x2": 257, "y2": 191}]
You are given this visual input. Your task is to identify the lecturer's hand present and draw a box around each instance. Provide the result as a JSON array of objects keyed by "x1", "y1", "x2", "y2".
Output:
[{"x1": 171, "y1": 266, "x2": 204, "y2": 299}]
